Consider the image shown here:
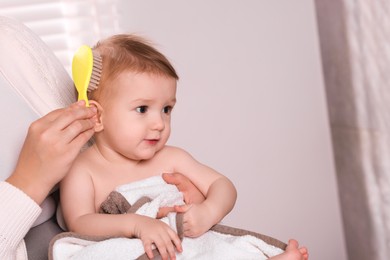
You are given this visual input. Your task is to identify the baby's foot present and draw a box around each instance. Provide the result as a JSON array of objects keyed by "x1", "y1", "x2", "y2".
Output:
[{"x1": 270, "y1": 239, "x2": 308, "y2": 260}]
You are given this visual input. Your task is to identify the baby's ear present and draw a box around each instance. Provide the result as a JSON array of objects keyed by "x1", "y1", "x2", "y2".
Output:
[{"x1": 89, "y1": 100, "x2": 104, "y2": 132}]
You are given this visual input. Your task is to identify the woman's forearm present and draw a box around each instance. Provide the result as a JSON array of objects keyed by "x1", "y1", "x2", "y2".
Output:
[
  {"x1": 6, "y1": 172, "x2": 52, "y2": 206},
  {"x1": 0, "y1": 182, "x2": 41, "y2": 259}
]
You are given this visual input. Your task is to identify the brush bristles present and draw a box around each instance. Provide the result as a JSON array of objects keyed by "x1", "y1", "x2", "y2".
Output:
[{"x1": 87, "y1": 51, "x2": 103, "y2": 93}]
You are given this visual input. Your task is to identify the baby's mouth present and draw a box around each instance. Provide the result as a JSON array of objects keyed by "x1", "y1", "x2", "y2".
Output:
[{"x1": 145, "y1": 139, "x2": 159, "y2": 145}]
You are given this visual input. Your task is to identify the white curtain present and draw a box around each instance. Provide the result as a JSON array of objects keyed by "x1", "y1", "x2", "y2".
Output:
[
  {"x1": 315, "y1": 0, "x2": 390, "y2": 259},
  {"x1": 0, "y1": 0, "x2": 121, "y2": 73}
]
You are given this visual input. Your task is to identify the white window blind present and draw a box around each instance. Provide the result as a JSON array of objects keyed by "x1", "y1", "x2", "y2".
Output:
[{"x1": 0, "y1": 0, "x2": 121, "y2": 73}]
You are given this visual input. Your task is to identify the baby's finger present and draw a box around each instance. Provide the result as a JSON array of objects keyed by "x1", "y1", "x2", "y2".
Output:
[
  {"x1": 167, "y1": 245, "x2": 177, "y2": 260},
  {"x1": 170, "y1": 231, "x2": 182, "y2": 253},
  {"x1": 154, "y1": 241, "x2": 168, "y2": 260},
  {"x1": 162, "y1": 239, "x2": 177, "y2": 260},
  {"x1": 143, "y1": 241, "x2": 154, "y2": 259}
]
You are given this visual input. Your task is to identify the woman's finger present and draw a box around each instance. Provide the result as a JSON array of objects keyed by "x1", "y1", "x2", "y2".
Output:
[
  {"x1": 162, "y1": 172, "x2": 185, "y2": 186},
  {"x1": 157, "y1": 207, "x2": 175, "y2": 218},
  {"x1": 174, "y1": 204, "x2": 192, "y2": 213},
  {"x1": 69, "y1": 128, "x2": 95, "y2": 150},
  {"x1": 61, "y1": 117, "x2": 96, "y2": 144},
  {"x1": 41, "y1": 101, "x2": 87, "y2": 123},
  {"x1": 52, "y1": 104, "x2": 97, "y2": 132}
]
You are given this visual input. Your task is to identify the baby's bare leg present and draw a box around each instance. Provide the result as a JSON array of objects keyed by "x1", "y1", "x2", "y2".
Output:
[{"x1": 269, "y1": 239, "x2": 308, "y2": 260}]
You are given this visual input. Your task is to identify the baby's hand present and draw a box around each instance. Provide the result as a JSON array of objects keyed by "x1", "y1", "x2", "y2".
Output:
[
  {"x1": 174, "y1": 203, "x2": 214, "y2": 238},
  {"x1": 133, "y1": 215, "x2": 182, "y2": 260}
]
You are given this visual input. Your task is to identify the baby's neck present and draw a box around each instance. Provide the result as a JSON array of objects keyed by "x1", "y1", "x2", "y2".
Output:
[{"x1": 91, "y1": 142, "x2": 145, "y2": 167}]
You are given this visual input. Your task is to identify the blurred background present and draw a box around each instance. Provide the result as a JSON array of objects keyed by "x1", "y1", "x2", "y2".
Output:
[{"x1": 1, "y1": 0, "x2": 389, "y2": 259}]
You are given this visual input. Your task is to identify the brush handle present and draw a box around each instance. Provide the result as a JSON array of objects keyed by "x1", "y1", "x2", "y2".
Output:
[{"x1": 77, "y1": 92, "x2": 90, "y2": 107}]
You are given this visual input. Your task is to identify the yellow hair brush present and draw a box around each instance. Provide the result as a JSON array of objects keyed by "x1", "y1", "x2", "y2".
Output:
[{"x1": 72, "y1": 45, "x2": 102, "y2": 107}]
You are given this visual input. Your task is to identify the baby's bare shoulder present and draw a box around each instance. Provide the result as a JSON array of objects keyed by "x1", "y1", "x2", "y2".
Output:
[
  {"x1": 155, "y1": 146, "x2": 198, "y2": 169},
  {"x1": 159, "y1": 145, "x2": 192, "y2": 158}
]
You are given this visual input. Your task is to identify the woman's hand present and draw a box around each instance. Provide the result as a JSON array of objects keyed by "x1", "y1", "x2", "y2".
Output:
[
  {"x1": 157, "y1": 173, "x2": 205, "y2": 218},
  {"x1": 163, "y1": 172, "x2": 205, "y2": 204},
  {"x1": 6, "y1": 101, "x2": 97, "y2": 204},
  {"x1": 133, "y1": 215, "x2": 182, "y2": 260}
]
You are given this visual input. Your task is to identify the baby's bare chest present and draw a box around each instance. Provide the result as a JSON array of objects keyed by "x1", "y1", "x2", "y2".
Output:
[{"x1": 90, "y1": 160, "x2": 175, "y2": 211}]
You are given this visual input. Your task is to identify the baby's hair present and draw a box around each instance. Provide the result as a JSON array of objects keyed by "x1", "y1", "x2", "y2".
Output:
[{"x1": 89, "y1": 34, "x2": 178, "y2": 102}]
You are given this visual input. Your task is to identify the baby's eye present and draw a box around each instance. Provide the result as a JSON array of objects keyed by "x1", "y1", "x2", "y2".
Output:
[
  {"x1": 163, "y1": 106, "x2": 173, "y2": 114},
  {"x1": 136, "y1": 106, "x2": 148, "y2": 113}
]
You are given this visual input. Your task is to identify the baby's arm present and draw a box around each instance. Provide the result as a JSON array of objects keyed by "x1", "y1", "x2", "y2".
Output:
[
  {"x1": 167, "y1": 147, "x2": 237, "y2": 237},
  {"x1": 60, "y1": 163, "x2": 182, "y2": 259}
]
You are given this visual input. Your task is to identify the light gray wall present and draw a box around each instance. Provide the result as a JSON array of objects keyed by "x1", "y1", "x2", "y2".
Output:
[{"x1": 117, "y1": 1, "x2": 347, "y2": 259}]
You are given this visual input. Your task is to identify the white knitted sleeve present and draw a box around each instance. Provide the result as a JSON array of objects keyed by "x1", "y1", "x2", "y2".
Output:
[{"x1": 0, "y1": 181, "x2": 41, "y2": 260}]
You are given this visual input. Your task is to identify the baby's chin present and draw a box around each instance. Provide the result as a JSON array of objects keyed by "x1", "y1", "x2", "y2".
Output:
[{"x1": 132, "y1": 148, "x2": 162, "y2": 161}]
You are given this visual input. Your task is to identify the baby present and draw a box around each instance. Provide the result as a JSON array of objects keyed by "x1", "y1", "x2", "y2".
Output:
[{"x1": 60, "y1": 34, "x2": 308, "y2": 260}]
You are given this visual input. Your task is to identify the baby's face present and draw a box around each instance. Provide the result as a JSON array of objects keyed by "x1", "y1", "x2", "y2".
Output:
[{"x1": 98, "y1": 71, "x2": 177, "y2": 161}]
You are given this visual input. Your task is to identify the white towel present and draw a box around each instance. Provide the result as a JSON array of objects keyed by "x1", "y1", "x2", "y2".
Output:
[{"x1": 52, "y1": 176, "x2": 284, "y2": 259}]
